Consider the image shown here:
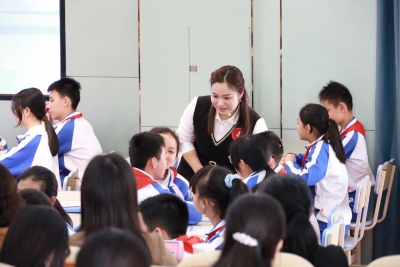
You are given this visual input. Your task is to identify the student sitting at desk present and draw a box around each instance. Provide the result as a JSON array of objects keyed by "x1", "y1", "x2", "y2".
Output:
[
  {"x1": 0, "y1": 88, "x2": 60, "y2": 186},
  {"x1": 129, "y1": 132, "x2": 202, "y2": 225}
]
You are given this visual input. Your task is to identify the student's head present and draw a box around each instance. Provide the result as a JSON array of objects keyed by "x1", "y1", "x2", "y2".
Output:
[
  {"x1": 19, "y1": 188, "x2": 52, "y2": 206},
  {"x1": 18, "y1": 166, "x2": 73, "y2": 226},
  {"x1": 129, "y1": 132, "x2": 167, "y2": 179},
  {"x1": 258, "y1": 174, "x2": 319, "y2": 264},
  {"x1": 0, "y1": 164, "x2": 23, "y2": 228},
  {"x1": 150, "y1": 127, "x2": 180, "y2": 169},
  {"x1": 229, "y1": 134, "x2": 275, "y2": 179},
  {"x1": 12, "y1": 88, "x2": 59, "y2": 156},
  {"x1": 80, "y1": 153, "x2": 142, "y2": 239},
  {"x1": 76, "y1": 228, "x2": 152, "y2": 267},
  {"x1": 319, "y1": 81, "x2": 353, "y2": 126},
  {"x1": 47, "y1": 77, "x2": 81, "y2": 120},
  {"x1": 189, "y1": 165, "x2": 249, "y2": 220},
  {"x1": 0, "y1": 205, "x2": 69, "y2": 267},
  {"x1": 256, "y1": 131, "x2": 284, "y2": 168},
  {"x1": 214, "y1": 194, "x2": 285, "y2": 267},
  {"x1": 209, "y1": 65, "x2": 253, "y2": 135},
  {"x1": 297, "y1": 103, "x2": 345, "y2": 164},
  {"x1": 139, "y1": 194, "x2": 189, "y2": 240}
]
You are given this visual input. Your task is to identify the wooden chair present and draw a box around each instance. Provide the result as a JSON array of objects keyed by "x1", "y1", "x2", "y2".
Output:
[
  {"x1": 367, "y1": 255, "x2": 400, "y2": 267},
  {"x1": 63, "y1": 169, "x2": 80, "y2": 191},
  {"x1": 177, "y1": 251, "x2": 221, "y2": 267},
  {"x1": 273, "y1": 252, "x2": 314, "y2": 267},
  {"x1": 343, "y1": 176, "x2": 372, "y2": 265},
  {"x1": 322, "y1": 206, "x2": 344, "y2": 247}
]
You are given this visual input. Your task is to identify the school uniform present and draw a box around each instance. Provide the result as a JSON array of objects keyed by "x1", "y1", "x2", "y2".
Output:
[
  {"x1": 155, "y1": 167, "x2": 191, "y2": 201},
  {"x1": 177, "y1": 96, "x2": 268, "y2": 181},
  {"x1": 283, "y1": 135, "x2": 351, "y2": 230},
  {"x1": 274, "y1": 164, "x2": 287, "y2": 174},
  {"x1": 0, "y1": 123, "x2": 61, "y2": 189},
  {"x1": 54, "y1": 111, "x2": 102, "y2": 185},
  {"x1": 133, "y1": 167, "x2": 202, "y2": 225},
  {"x1": 243, "y1": 170, "x2": 266, "y2": 191},
  {"x1": 175, "y1": 235, "x2": 203, "y2": 259},
  {"x1": 340, "y1": 118, "x2": 374, "y2": 221},
  {"x1": 0, "y1": 137, "x2": 7, "y2": 150},
  {"x1": 203, "y1": 220, "x2": 226, "y2": 250}
]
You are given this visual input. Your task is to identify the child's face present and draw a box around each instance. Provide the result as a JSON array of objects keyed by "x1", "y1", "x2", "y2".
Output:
[
  {"x1": 321, "y1": 100, "x2": 344, "y2": 127},
  {"x1": 296, "y1": 115, "x2": 309, "y2": 141},
  {"x1": 47, "y1": 91, "x2": 66, "y2": 121},
  {"x1": 160, "y1": 133, "x2": 177, "y2": 169},
  {"x1": 153, "y1": 146, "x2": 168, "y2": 179}
]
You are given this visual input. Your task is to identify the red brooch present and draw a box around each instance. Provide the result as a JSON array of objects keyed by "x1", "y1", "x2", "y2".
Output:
[{"x1": 231, "y1": 128, "x2": 242, "y2": 140}]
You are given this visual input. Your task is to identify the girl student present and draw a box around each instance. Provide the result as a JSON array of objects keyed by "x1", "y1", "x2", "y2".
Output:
[
  {"x1": 177, "y1": 65, "x2": 268, "y2": 181},
  {"x1": 0, "y1": 88, "x2": 61, "y2": 188},
  {"x1": 189, "y1": 165, "x2": 249, "y2": 250},
  {"x1": 229, "y1": 134, "x2": 275, "y2": 191},
  {"x1": 281, "y1": 103, "x2": 351, "y2": 232},
  {"x1": 149, "y1": 127, "x2": 191, "y2": 201}
]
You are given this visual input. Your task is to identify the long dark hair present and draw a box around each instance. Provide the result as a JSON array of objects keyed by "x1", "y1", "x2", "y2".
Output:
[
  {"x1": 0, "y1": 205, "x2": 70, "y2": 267},
  {"x1": 229, "y1": 134, "x2": 275, "y2": 177},
  {"x1": 258, "y1": 174, "x2": 319, "y2": 264},
  {"x1": 12, "y1": 88, "x2": 59, "y2": 156},
  {"x1": 0, "y1": 164, "x2": 23, "y2": 227},
  {"x1": 209, "y1": 65, "x2": 252, "y2": 135},
  {"x1": 299, "y1": 103, "x2": 346, "y2": 164},
  {"x1": 79, "y1": 153, "x2": 145, "y2": 247},
  {"x1": 18, "y1": 166, "x2": 73, "y2": 226},
  {"x1": 190, "y1": 165, "x2": 249, "y2": 219},
  {"x1": 213, "y1": 194, "x2": 286, "y2": 267}
]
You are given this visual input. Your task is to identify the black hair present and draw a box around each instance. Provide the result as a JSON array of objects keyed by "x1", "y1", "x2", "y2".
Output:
[
  {"x1": 47, "y1": 77, "x2": 81, "y2": 110},
  {"x1": 0, "y1": 205, "x2": 70, "y2": 267},
  {"x1": 213, "y1": 194, "x2": 286, "y2": 267},
  {"x1": 256, "y1": 131, "x2": 284, "y2": 167},
  {"x1": 190, "y1": 165, "x2": 249, "y2": 219},
  {"x1": 229, "y1": 134, "x2": 275, "y2": 178},
  {"x1": 140, "y1": 194, "x2": 189, "y2": 239},
  {"x1": 258, "y1": 174, "x2": 319, "y2": 264},
  {"x1": 299, "y1": 104, "x2": 346, "y2": 164},
  {"x1": 129, "y1": 132, "x2": 165, "y2": 169},
  {"x1": 19, "y1": 188, "x2": 52, "y2": 206},
  {"x1": 0, "y1": 164, "x2": 23, "y2": 227},
  {"x1": 76, "y1": 227, "x2": 152, "y2": 267},
  {"x1": 318, "y1": 80, "x2": 353, "y2": 111},
  {"x1": 18, "y1": 166, "x2": 73, "y2": 226},
  {"x1": 150, "y1": 127, "x2": 181, "y2": 157}
]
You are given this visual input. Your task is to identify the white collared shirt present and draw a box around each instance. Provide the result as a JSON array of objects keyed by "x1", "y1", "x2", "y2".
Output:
[{"x1": 177, "y1": 97, "x2": 268, "y2": 154}]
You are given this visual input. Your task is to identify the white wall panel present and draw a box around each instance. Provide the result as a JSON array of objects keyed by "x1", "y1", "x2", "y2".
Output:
[{"x1": 0, "y1": 101, "x2": 26, "y2": 148}]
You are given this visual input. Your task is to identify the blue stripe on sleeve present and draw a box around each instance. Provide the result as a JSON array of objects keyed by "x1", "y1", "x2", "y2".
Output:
[
  {"x1": 58, "y1": 120, "x2": 75, "y2": 155},
  {"x1": 342, "y1": 132, "x2": 358, "y2": 159},
  {"x1": 245, "y1": 175, "x2": 260, "y2": 191},
  {"x1": 174, "y1": 178, "x2": 191, "y2": 201},
  {"x1": 186, "y1": 201, "x2": 202, "y2": 225}
]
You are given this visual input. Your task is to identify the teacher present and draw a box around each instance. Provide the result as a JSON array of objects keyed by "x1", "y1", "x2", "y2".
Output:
[{"x1": 176, "y1": 65, "x2": 268, "y2": 181}]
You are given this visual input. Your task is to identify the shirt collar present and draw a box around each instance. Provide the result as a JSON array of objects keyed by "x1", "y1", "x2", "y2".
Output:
[
  {"x1": 340, "y1": 117, "x2": 357, "y2": 133},
  {"x1": 215, "y1": 107, "x2": 240, "y2": 124},
  {"x1": 133, "y1": 167, "x2": 155, "y2": 181},
  {"x1": 305, "y1": 134, "x2": 325, "y2": 149},
  {"x1": 62, "y1": 111, "x2": 82, "y2": 121},
  {"x1": 16, "y1": 123, "x2": 46, "y2": 142}
]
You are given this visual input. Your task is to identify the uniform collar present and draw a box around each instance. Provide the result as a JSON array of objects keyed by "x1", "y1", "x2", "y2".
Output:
[
  {"x1": 340, "y1": 117, "x2": 357, "y2": 133},
  {"x1": 305, "y1": 134, "x2": 325, "y2": 149}
]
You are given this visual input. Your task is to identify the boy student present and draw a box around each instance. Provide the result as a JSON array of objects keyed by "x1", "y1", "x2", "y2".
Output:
[
  {"x1": 319, "y1": 81, "x2": 374, "y2": 217},
  {"x1": 46, "y1": 78, "x2": 102, "y2": 185},
  {"x1": 139, "y1": 194, "x2": 203, "y2": 257},
  {"x1": 129, "y1": 132, "x2": 202, "y2": 225},
  {"x1": 256, "y1": 131, "x2": 286, "y2": 174}
]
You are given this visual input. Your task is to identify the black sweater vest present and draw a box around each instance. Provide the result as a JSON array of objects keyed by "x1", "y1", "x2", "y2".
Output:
[{"x1": 177, "y1": 96, "x2": 261, "y2": 181}]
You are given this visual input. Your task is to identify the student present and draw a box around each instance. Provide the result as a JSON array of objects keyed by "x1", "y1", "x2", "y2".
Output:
[
  {"x1": 256, "y1": 131, "x2": 286, "y2": 174},
  {"x1": 319, "y1": 81, "x2": 374, "y2": 220},
  {"x1": 258, "y1": 174, "x2": 348, "y2": 267},
  {"x1": 130, "y1": 132, "x2": 202, "y2": 225},
  {"x1": 229, "y1": 135, "x2": 275, "y2": 191},
  {"x1": 213, "y1": 194, "x2": 285, "y2": 267},
  {"x1": 140, "y1": 194, "x2": 203, "y2": 256},
  {"x1": 0, "y1": 164, "x2": 23, "y2": 250},
  {"x1": 190, "y1": 165, "x2": 249, "y2": 250},
  {"x1": 69, "y1": 153, "x2": 178, "y2": 266},
  {"x1": 0, "y1": 88, "x2": 61, "y2": 186},
  {"x1": 177, "y1": 65, "x2": 268, "y2": 181},
  {"x1": 47, "y1": 77, "x2": 102, "y2": 185},
  {"x1": 0, "y1": 137, "x2": 7, "y2": 150},
  {"x1": 18, "y1": 165, "x2": 74, "y2": 234},
  {"x1": 0, "y1": 205, "x2": 70, "y2": 267},
  {"x1": 76, "y1": 228, "x2": 152, "y2": 267},
  {"x1": 281, "y1": 104, "x2": 351, "y2": 232},
  {"x1": 19, "y1": 188, "x2": 53, "y2": 206},
  {"x1": 150, "y1": 127, "x2": 191, "y2": 201}
]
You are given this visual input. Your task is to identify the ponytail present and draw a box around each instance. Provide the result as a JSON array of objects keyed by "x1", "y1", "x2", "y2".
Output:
[
  {"x1": 229, "y1": 178, "x2": 249, "y2": 205},
  {"x1": 43, "y1": 117, "x2": 59, "y2": 156},
  {"x1": 54, "y1": 199, "x2": 73, "y2": 227},
  {"x1": 325, "y1": 119, "x2": 346, "y2": 164}
]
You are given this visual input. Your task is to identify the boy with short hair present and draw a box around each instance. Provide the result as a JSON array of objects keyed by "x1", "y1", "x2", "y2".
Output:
[
  {"x1": 256, "y1": 131, "x2": 286, "y2": 174},
  {"x1": 319, "y1": 81, "x2": 374, "y2": 219},
  {"x1": 47, "y1": 78, "x2": 102, "y2": 185}
]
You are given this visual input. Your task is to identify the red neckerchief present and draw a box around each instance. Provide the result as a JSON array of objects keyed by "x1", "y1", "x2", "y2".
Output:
[
  {"x1": 176, "y1": 235, "x2": 203, "y2": 254},
  {"x1": 301, "y1": 136, "x2": 325, "y2": 167},
  {"x1": 170, "y1": 167, "x2": 178, "y2": 181},
  {"x1": 206, "y1": 223, "x2": 226, "y2": 242},
  {"x1": 61, "y1": 112, "x2": 83, "y2": 123},
  {"x1": 132, "y1": 168, "x2": 157, "y2": 189},
  {"x1": 274, "y1": 165, "x2": 287, "y2": 174},
  {"x1": 340, "y1": 120, "x2": 365, "y2": 139}
]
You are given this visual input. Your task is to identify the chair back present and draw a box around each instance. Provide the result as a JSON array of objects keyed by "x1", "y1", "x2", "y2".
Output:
[
  {"x1": 322, "y1": 215, "x2": 344, "y2": 247},
  {"x1": 367, "y1": 254, "x2": 400, "y2": 267},
  {"x1": 273, "y1": 252, "x2": 314, "y2": 267},
  {"x1": 177, "y1": 251, "x2": 221, "y2": 267},
  {"x1": 377, "y1": 159, "x2": 396, "y2": 224},
  {"x1": 63, "y1": 169, "x2": 80, "y2": 191}
]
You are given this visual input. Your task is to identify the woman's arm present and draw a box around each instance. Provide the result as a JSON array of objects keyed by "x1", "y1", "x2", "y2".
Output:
[{"x1": 182, "y1": 150, "x2": 203, "y2": 173}]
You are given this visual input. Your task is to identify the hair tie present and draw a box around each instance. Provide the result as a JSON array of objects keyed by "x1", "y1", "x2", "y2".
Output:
[
  {"x1": 42, "y1": 116, "x2": 47, "y2": 121},
  {"x1": 232, "y1": 232, "x2": 258, "y2": 247},
  {"x1": 224, "y1": 174, "x2": 241, "y2": 188}
]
